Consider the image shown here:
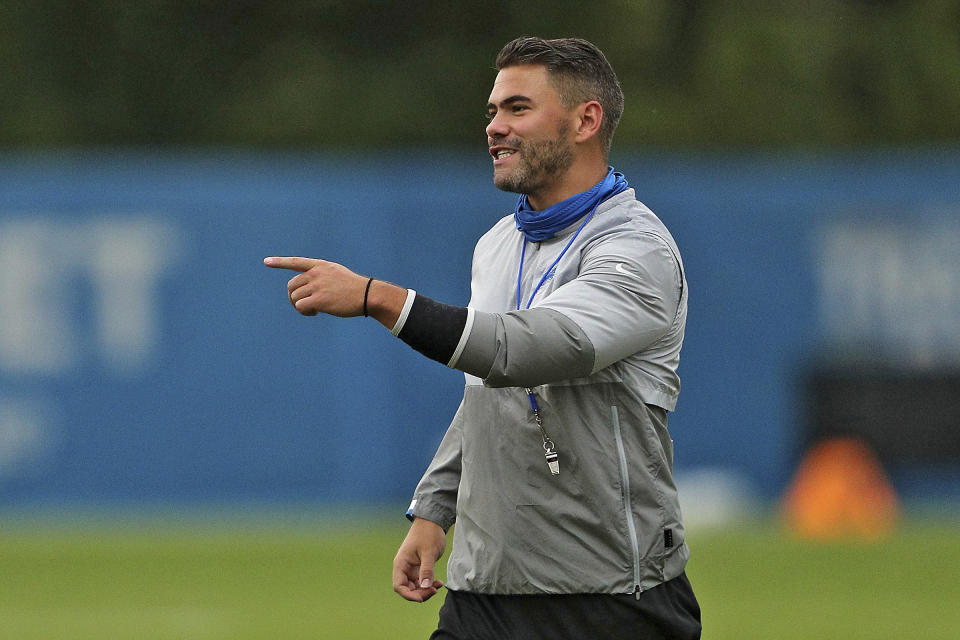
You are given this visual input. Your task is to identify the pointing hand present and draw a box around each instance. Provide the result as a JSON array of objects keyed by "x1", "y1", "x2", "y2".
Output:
[{"x1": 264, "y1": 256, "x2": 368, "y2": 317}]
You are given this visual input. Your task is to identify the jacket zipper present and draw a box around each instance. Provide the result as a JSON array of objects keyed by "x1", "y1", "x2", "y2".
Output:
[{"x1": 611, "y1": 405, "x2": 643, "y2": 599}]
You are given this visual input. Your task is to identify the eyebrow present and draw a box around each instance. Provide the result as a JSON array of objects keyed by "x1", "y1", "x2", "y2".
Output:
[{"x1": 486, "y1": 94, "x2": 533, "y2": 111}]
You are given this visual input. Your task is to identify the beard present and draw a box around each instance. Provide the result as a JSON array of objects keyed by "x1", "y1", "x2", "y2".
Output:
[{"x1": 492, "y1": 125, "x2": 574, "y2": 195}]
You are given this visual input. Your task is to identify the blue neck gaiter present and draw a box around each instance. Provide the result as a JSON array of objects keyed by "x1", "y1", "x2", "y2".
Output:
[{"x1": 514, "y1": 167, "x2": 629, "y2": 242}]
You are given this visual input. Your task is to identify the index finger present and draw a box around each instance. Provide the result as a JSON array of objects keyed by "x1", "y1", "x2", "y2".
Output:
[{"x1": 263, "y1": 256, "x2": 322, "y2": 272}]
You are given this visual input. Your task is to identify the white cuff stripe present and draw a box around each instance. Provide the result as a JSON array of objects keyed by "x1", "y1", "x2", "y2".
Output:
[
  {"x1": 390, "y1": 289, "x2": 417, "y2": 336},
  {"x1": 446, "y1": 307, "x2": 475, "y2": 368}
]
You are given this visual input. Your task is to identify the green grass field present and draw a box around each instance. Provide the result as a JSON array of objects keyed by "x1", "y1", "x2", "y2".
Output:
[{"x1": 1, "y1": 512, "x2": 957, "y2": 639}]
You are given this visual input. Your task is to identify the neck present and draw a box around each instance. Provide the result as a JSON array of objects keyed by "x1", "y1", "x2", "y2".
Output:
[
  {"x1": 527, "y1": 162, "x2": 608, "y2": 211},
  {"x1": 513, "y1": 164, "x2": 629, "y2": 244}
]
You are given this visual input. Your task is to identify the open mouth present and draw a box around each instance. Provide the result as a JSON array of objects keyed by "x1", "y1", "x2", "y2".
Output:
[{"x1": 490, "y1": 146, "x2": 518, "y2": 161}]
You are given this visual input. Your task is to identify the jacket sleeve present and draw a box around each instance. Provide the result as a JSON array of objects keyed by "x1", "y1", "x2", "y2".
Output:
[
  {"x1": 406, "y1": 400, "x2": 463, "y2": 532},
  {"x1": 452, "y1": 231, "x2": 682, "y2": 387}
]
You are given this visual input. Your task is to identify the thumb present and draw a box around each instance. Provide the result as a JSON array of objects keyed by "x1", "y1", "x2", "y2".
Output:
[{"x1": 418, "y1": 556, "x2": 436, "y2": 589}]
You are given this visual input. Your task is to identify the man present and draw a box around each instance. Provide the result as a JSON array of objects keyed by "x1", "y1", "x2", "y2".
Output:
[{"x1": 265, "y1": 36, "x2": 701, "y2": 639}]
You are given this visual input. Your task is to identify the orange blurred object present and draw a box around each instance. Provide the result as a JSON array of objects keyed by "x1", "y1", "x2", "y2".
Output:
[{"x1": 781, "y1": 437, "x2": 900, "y2": 541}]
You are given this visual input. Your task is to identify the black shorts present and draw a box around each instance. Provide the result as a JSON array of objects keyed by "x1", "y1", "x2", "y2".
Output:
[{"x1": 430, "y1": 572, "x2": 701, "y2": 640}]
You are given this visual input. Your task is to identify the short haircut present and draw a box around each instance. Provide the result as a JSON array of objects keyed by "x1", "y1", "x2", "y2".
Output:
[{"x1": 495, "y1": 36, "x2": 624, "y2": 156}]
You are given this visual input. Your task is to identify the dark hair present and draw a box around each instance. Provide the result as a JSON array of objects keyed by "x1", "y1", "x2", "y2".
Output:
[{"x1": 496, "y1": 36, "x2": 624, "y2": 155}]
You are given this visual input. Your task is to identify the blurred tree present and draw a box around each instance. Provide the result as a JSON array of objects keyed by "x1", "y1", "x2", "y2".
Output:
[{"x1": 0, "y1": 0, "x2": 957, "y2": 148}]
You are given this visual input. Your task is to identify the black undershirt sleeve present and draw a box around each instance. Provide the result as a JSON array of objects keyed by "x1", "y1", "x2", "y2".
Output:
[{"x1": 397, "y1": 293, "x2": 469, "y2": 366}]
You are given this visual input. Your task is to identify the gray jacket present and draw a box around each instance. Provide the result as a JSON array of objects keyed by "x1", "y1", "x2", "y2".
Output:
[{"x1": 407, "y1": 189, "x2": 689, "y2": 595}]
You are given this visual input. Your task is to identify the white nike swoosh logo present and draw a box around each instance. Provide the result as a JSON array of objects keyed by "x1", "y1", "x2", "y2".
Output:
[{"x1": 615, "y1": 262, "x2": 642, "y2": 279}]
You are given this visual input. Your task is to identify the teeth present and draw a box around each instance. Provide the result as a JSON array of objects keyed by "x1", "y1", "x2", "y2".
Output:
[{"x1": 496, "y1": 150, "x2": 515, "y2": 159}]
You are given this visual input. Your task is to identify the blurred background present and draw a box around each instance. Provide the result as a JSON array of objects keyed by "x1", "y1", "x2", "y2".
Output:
[{"x1": 1, "y1": 1, "x2": 959, "y2": 638}]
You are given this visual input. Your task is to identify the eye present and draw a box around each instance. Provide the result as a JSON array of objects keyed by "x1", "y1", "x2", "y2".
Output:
[{"x1": 511, "y1": 105, "x2": 529, "y2": 114}]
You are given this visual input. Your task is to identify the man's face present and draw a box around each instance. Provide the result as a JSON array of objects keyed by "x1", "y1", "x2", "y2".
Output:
[{"x1": 486, "y1": 65, "x2": 575, "y2": 197}]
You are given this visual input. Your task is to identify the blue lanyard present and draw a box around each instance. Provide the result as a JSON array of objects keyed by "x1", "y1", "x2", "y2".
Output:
[
  {"x1": 513, "y1": 199, "x2": 605, "y2": 478},
  {"x1": 515, "y1": 204, "x2": 600, "y2": 310}
]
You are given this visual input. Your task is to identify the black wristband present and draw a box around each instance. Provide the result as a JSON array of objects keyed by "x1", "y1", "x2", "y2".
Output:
[
  {"x1": 397, "y1": 294, "x2": 469, "y2": 365},
  {"x1": 362, "y1": 277, "x2": 374, "y2": 317}
]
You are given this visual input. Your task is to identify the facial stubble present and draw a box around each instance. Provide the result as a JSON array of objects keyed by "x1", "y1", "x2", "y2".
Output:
[{"x1": 493, "y1": 123, "x2": 573, "y2": 197}]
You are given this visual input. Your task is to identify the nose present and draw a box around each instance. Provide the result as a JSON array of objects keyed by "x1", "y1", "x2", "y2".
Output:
[{"x1": 486, "y1": 112, "x2": 508, "y2": 140}]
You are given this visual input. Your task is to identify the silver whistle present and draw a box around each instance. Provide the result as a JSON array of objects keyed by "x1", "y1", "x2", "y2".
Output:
[
  {"x1": 545, "y1": 449, "x2": 560, "y2": 475},
  {"x1": 527, "y1": 388, "x2": 560, "y2": 477}
]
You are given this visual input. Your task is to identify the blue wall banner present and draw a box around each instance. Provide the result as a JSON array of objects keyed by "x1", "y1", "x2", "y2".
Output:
[{"x1": 2, "y1": 150, "x2": 959, "y2": 506}]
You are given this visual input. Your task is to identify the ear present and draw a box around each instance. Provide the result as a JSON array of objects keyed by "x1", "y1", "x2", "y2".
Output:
[{"x1": 573, "y1": 101, "x2": 603, "y2": 144}]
